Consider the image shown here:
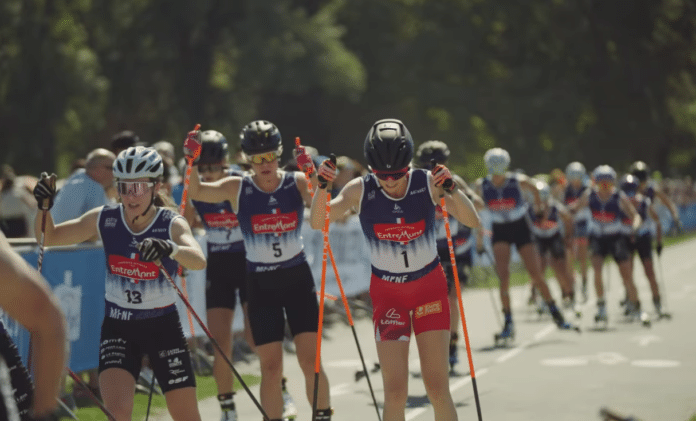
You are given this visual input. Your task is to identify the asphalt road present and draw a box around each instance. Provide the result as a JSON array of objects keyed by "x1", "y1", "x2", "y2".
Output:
[{"x1": 154, "y1": 238, "x2": 696, "y2": 421}]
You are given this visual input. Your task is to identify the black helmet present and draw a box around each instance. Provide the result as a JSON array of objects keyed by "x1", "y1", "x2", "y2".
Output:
[
  {"x1": 416, "y1": 140, "x2": 450, "y2": 168},
  {"x1": 629, "y1": 161, "x2": 650, "y2": 182},
  {"x1": 364, "y1": 119, "x2": 414, "y2": 171},
  {"x1": 620, "y1": 174, "x2": 639, "y2": 195},
  {"x1": 239, "y1": 120, "x2": 282, "y2": 155},
  {"x1": 199, "y1": 130, "x2": 228, "y2": 165}
]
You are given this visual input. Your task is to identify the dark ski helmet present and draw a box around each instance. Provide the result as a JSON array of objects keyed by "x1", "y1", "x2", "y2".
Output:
[
  {"x1": 239, "y1": 120, "x2": 282, "y2": 155},
  {"x1": 416, "y1": 140, "x2": 450, "y2": 168},
  {"x1": 629, "y1": 161, "x2": 650, "y2": 182},
  {"x1": 620, "y1": 174, "x2": 639, "y2": 196},
  {"x1": 364, "y1": 119, "x2": 413, "y2": 171},
  {"x1": 199, "y1": 130, "x2": 228, "y2": 165}
]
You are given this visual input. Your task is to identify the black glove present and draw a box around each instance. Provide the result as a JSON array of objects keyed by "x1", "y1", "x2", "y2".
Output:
[
  {"x1": 656, "y1": 242, "x2": 663, "y2": 256},
  {"x1": 33, "y1": 172, "x2": 57, "y2": 210},
  {"x1": 137, "y1": 238, "x2": 178, "y2": 262},
  {"x1": 317, "y1": 154, "x2": 337, "y2": 189}
]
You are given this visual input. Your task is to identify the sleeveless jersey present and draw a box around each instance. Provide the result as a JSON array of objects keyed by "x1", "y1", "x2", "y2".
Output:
[
  {"x1": 480, "y1": 174, "x2": 529, "y2": 224},
  {"x1": 620, "y1": 196, "x2": 651, "y2": 236},
  {"x1": 98, "y1": 205, "x2": 181, "y2": 317},
  {"x1": 453, "y1": 223, "x2": 473, "y2": 255},
  {"x1": 564, "y1": 184, "x2": 591, "y2": 223},
  {"x1": 192, "y1": 169, "x2": 244, "y2": 253},
  {"x1": 529, "y1": 201, "x2": 563, "y2": 238},
  {"x1": 359, "y1": 169, "x2": 438, "y2": 283},
  {"x1": 588, "y1": 190, "x2": 624, "y2": 235},
  {"x1": 435, "y1": 204, "x2": 458, "y2": 251},
  {"x1": 236, "y1": 172, "x2": 306, "y2": 272}
]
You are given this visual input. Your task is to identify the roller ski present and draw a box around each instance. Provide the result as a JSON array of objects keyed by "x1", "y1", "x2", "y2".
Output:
[
  {"x1": 549, "y1": 303, "x2": 580, "y2": 332},
  {"x1": 626, "y1": 302, "x2": 651, "y2": 327},
  {"x1": 494, "y1": 317, "x2": 515, "y2": 346},
  {"x1": 281, "y1": 377, "x2": 298, "y2": 420},
  {"x1": 594, "y1": 302, "x2": 608, "y2": 327},
  {"x1": 654, "y1": 298, "x2": 672, "y2": 320},
  {"x1": 563, "y1": 296, "x2": 582, "y2": 318},
  {"x1": 355, "y1": 362, "x2": 381, "y2": 382}
]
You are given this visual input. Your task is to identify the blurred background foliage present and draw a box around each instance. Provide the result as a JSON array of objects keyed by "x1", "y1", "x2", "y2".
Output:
[{"x1": 2, "y1": 0, "x2": 696, "y2": 179}]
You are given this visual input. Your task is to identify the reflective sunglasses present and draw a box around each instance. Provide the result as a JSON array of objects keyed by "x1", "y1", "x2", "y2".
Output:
[
  {"x1": 248, "y1": 150, "x2": 280, "y2": 165},
  {"x1": 117, "y1": 181, "x2": 155, "y2": 197},
  {"x1": 198, "y1": 164, "x2": 224, "y2": 173},
  {"x1": 373, "y1": 168, "x2": 409, "y2": 181}
]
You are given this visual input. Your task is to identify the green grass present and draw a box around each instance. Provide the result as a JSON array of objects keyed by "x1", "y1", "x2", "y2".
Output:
[{"x1": 61, "y1": 373, "x2": 260, "y2": 421}]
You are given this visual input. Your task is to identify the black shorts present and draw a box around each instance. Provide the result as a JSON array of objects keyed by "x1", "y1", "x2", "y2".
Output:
[
  {"x1": 589, "y1": 234, "x2": 630, "y2": 263},
  {"x1": 628, "y1": 234, "x2": 653, "y2": 260},
  {"x1": 535, "y1": 233, "x2": 566, "y2": 259},
  {"x1": 492, "y1": 218, "x2": 533, "y2": 248},
  {"x1": 205, "y1": 251, "x2": 247, "y2": 310},
  {"x1": 246, "y1": 262, "x2": 319, "y2": 347},
  {"x1": 98, "y1": 309, "x2": 196, "y2": 393},
  {"x1": 0, "y1": 322, "x2": 32, "y2": 419},
  {"x1": 439, "y1": 248, "x2": 472, "y2": 292}
]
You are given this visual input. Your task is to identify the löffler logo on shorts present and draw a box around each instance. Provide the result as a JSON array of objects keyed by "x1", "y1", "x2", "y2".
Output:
[
  {"x1": 487, "y1": 198, "x2": 517, "y2": 211},
  {"x1": 374, "y1": 219, "x2": 425, "y2": 244},
  {"x1": 108, "y1": 255, "x2": 159, "y2": 282},
  {"x1": 204, "y1": 210, "x2": 239, "y2": 228},
  {"x1": 380, "y1": 308, "x2": 406, "y2": 326},
  {"x1": 251, "y1": 210, "x2": 298, "y2": 234},
  {"x1": 415, "y1": 300, "x2": 442, "y2": 319}
]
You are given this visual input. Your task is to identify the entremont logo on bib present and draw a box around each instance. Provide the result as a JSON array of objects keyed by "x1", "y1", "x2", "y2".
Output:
[
  {"x1": 251, "y1": 211, "x2": 298, "y2": 234},
  {"x1": 108, "y1": 255, "x2": 159, "y2": 282},
  {"x1": 204, "y1": 211, "x2": 239, "y2": 229},
  {"x1": 487, "y1": 198, "x2": 517, "y2": 211},
  {"x1": 592, "y1": 210, "x2": 616, "y2": 223},
  {"x1": 373, "y1": 219, "x2": 425, "y2": 244}
]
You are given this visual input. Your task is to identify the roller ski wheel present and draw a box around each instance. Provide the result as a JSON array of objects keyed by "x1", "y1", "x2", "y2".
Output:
[
  {"x1": 656, "y1": 311, "x2": 672, "y2": 320},
  {"x1": 282, "y1": 378, "x2": 298, "y2": 420},
  {"x1": 494, "y1": 321, "x2": 515, "y2": 347},
  {"x1": 639, "y1": 311, "x2": 652, "y2": 327},
  {"x1": 573, "y1": 305, "x2": 583, "y2": 319}
]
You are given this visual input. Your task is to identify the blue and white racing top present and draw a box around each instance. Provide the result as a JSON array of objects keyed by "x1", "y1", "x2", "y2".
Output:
[
  {"x1": 529, "y1": 201, "x2": 563, "y2": 239},
  {"x1": 192, "y1": 169, "x2": 244, "y2": 253},
  {"x1": 564, "y1": 184, "x2": 591, "y2": 224},
  {"x1": 620, "y1": 195, "x2": 651, "y2": 236},
  {"x1": 236, "y1": 172, "x2": 306, "y2": 272},
  {"x1": 359, "y1": 169, "x2": 438, "y2": 283},
  {"x1": 98, "y1": 205, "x2": 181, "y2": 319},
  {"x1": 480, "y1": 174, "x2": 529, "y2": 224},
  {"x1": 588, "y1": 190, "x2": 625, "y2": 236}
]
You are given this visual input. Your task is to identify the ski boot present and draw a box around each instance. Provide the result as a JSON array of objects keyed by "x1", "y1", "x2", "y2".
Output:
[
  {"x1": 549, "y1": 302, "x2": 581, "y2": 332},
  {"x1": 449, "y1": 333, "x2": 459, "y2": 372},
  {"x1": 580, "y1": 278, "x2": 588, "y2": 304},
  {"x1": 594, "y1": 301, "x2": 608, "y2": 326},
  {"x1": 654, "y1": 297, "x2": 671, "y2": 320},
  {"x1": 218, "y1": 393, "x2": 238, "y2": 421},
  {"x1": 281, "y1": 377, "x2": 298, "y2": 420},
  {"x1": 534, "y1": 296, "x2": 547, "y2": 317},
  {"x1": 494, "y1": 315, "x2": 515, "y2": 346}
]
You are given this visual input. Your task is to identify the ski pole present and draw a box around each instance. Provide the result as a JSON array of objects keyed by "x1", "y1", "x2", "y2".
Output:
[
  {"x1": 440, "y1": 196, "x2": 484, "y2": 421},
  {"x1": 145, "y1": 371, "x2": 156, "y2": 421},
  {"x1": 312, "y1": 184, "x2": 331, "y2": 421},
  {"x1": 158, "y1": 263, "x2": 270, "y2": 421},
  {"x1": 296, "y1": 137, "x2": 381, "y2": 420},
  {"x1": 656, "y1": 252, "x2": 670, "y2": 315},
  {"x1": 66, "y1": 368, "x2": 117, "y2": 421}
]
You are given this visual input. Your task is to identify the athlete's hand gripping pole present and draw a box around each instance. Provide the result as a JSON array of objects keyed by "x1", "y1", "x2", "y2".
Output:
[
  {"x1": 176, "y1": 124, "x2": 203, "y2": 337},
  {"x1": 66, "y1": 368, "x2": 117, "y2": 421},
  {"x1": 296, "y1": 137, "x2": 381, "y2": 421},
  {"x1": 157, "y1": 262, "x2": 271, "y2": 421},
  {"x1": 440, "y1": 197, "x2": 484, "y2": 421}
]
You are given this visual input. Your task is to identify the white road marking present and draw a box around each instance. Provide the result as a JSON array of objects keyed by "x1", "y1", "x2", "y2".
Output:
[
  {"x1": 630, "y1": 335, "x2": 662, "y2": 347},
  {"x1": 330, "y1": 382, "x2": 352, "y2": 396},
  {"x1": 630, "y1": 359, "x2": 680, "y2": 368},
  {"x1": 325, "y1": 359, "x2": 364, "y2": 368}
]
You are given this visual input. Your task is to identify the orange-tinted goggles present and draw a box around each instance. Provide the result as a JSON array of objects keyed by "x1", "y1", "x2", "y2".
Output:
[{"x1": 248, "y1": 151, "x2": 280, "y2": 165}]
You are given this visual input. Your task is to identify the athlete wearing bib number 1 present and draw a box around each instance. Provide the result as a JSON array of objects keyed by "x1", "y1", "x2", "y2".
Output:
[
  {"x1": 310, "y1": 119, "x2": 481, "y2": 421},
  {"x1": 33, "y1": 146, "x2": 207, "y2": 421},
  {"x1": 186, "y1": 121, "x2": 331, "y2": 421}
]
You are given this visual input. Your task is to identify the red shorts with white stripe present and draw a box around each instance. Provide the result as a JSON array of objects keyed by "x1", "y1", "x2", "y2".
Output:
[{"x1": 369, "y1": 265, "x2": 450, "y2": 342}]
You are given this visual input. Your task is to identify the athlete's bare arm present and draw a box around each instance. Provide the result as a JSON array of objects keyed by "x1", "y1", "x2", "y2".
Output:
[
  {"x1": 187, "y1": 166, "x2": 243, "y2": 212},
  {"x1": 568, "y1": 188, "x2": 591, "y2": 213},
  {"x1": 170, "y1": 217, "x2": 207, "y2": 270},
  {"x1": 34, "y1": 207, "x2": 102, "y2": 247},
  {"x1": 618, "y1": 192, "x2": 641, "y2": 231},
  {"x1": 455, "y1": 175, "x2": 485, "y2": 210},
  {"x1": 557, "y1": 203, "x2": 575, "y2": 239},
  {"x1": 473, "y1": 178, "x2": 486, "y2": 212},
  {"x1": 430, "y1": 173, "x2": 481, "y2": 229},
  {"x1": 295, "y1": 172, "x2": 315, "y2": 208},
  {"x1": 0, "y1": 232, "x2": 66, "y2": 418},
  {"x1": 648, "y1": 200, "x2": 663, "y2": 243},
  {"x1": 309, "y1": 178, "x2": 362, "y2": 230},
  {"x1": 518, "y1": 175, "x2": 543, "y2": 211}
]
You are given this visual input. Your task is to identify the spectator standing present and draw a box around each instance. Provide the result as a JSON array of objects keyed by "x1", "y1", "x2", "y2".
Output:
[{"x1": 0, "y1": 165, "x2": 37, "y2": 238}]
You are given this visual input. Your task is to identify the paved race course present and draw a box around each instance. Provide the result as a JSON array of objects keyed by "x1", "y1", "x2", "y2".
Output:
[{"x1": 155, "y1": 238, "x2": 696, "y2": 421}]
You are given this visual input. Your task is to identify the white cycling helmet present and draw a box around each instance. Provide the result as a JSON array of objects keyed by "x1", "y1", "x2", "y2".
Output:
[
  {"x1": 484, "y1": 148, "x2": 510, "y2": 175},
  {"x1": 565, "y1": 162, "x2": 586, "y2": 181},
  {"x1": 113, "y1": 146, "x2": 164, "y2": 180},
  {"x1": 535, "y1": 180, "x2": 551, "y2": 202},
  {"x1": 592, "y1": 165, "x2": 616, "y2": 183}
]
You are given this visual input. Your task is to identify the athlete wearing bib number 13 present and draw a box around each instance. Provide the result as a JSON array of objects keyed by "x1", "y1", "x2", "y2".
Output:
[
  {"x1": 185, "y1": 121, "x2": 331, "y2": 421},
  {"x1": 32, "y1": 146, "x2": 207, "y2": 421},
  {"x1": 309, "y1": 119, "x2": 481, "y2": 421}
]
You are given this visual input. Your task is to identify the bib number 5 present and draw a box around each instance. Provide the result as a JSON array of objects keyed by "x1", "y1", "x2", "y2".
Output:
[{"x1": 273, "y1": 242, "x2": 282, "y2": 258}]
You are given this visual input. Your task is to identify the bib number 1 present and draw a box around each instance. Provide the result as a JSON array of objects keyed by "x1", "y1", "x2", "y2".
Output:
[{"x1": 401, "y1": 250, "x2": 409, "y2": 268}]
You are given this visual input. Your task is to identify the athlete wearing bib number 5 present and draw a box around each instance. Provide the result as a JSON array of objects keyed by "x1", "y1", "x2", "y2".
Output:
[
  {"x1": 185, "y1": 121, "x2": 331, "y2": 421},
  {"x1": 33, "y1": 147, "x2": 207, "y2": 421},
  {"x1": 309, "y1": 119, "x2": 481, "y2": 421}
]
